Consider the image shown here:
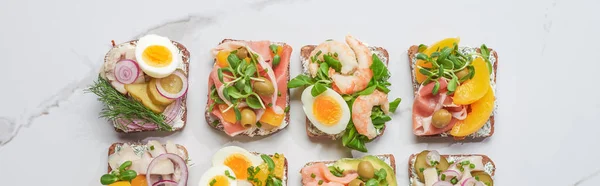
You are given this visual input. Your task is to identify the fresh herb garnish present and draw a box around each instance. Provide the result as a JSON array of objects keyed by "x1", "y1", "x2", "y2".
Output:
[
  {"x1": 328, "y1": 166, "x2": 344, "y2": 177},
  {"x1": 470, "y1": 163, "x2": 476, "y2": 169},
  {"x1": 419, "y1": 168, "x2": 425, "y2": 173},
  {"x1": 441, "y1": 174, "x2": 446, "y2": 181},
  {"x1": 261, "y1": 154, "x2": 275, "y2": 172},
  {"x1": 87, "y1": 77, "x2": 172, "y2": 131},
  {"x1": 318, "y1": 180, "x2": 324, "y2": 185},
  {"x1": 311, "y1": 173, "x2": 316, "y2": 178},
  {"x1": 149, "y1": 146, "x2": 155, "y2": 151},
  {"x1": 210, "y1": 179, "x2": 216, "y2": 186},
  {"x1": 451, "y1": 177, "x2": 458, "y2": 184},
  {"x1": 225, "y1": 170, "x2": 236, "y2": 179},
  {"x1": 99, "y1": 161, "x2": 137, "y2": 185}
]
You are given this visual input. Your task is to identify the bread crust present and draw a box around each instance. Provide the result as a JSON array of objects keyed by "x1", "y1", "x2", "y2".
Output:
[
  {"x1": 106, "y1": 142, "x2": 189, "y2": 173},
  {"x1": 407, "y1": 45, "x2": 498, "y2": 138},
  {"x1": 407, "y1": 153, "x2": 496, "y2": 183},
  {"x1": 300, "y1": 45, "x2": 390, "y2": 140},
  {"x1": 104, "y1": 40, "x2": 190, "y2": 133},
  {"x1": 204, "y1": 39, "x2": 291, "y2": 137}
]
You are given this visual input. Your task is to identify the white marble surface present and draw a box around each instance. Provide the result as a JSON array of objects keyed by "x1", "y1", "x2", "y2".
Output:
[{"x1": 1, "y1": 0, "x2": 599, "y2": 185}]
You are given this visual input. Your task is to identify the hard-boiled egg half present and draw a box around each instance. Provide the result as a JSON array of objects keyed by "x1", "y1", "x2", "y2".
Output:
[
  {"x1": 199, "y1": 166, "x2": 237, "y2": 186},
  {"x1": 301, "y1": 85, "x2": 351, "y2": 135},
  {"x1": 135, "y1": 34, "x2": 181, "y2": 78},
  {"x1": 212, "y1": 146, "x2": 262, "y2": 181}
]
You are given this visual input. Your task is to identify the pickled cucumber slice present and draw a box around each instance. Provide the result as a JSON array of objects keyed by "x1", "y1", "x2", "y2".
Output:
[
  {"x1": 415, "y1": 151, "x2": 450, "y2": 182},
  {"x1": 471, "y1": 171, "x2": 494, "y2": 186}
]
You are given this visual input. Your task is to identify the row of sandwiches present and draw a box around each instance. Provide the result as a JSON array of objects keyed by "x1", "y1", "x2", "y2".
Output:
[
  {"x1": 102, "y1": 143, "x2": 495, "y2": 186},
  {"x1": 90, "y1": 34, "x2": 498, "y2": 186}
]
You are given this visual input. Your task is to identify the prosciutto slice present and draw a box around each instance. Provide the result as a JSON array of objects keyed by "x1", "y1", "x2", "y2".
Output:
[
  {"x1": 413, "y1": 79, "x2": 467, "y2": 136},
  {"x1": 207, "y1": 40, "x2": 291, "y2": 136}
]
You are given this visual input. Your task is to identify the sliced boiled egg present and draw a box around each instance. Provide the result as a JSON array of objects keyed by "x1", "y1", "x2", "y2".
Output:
[
  {"x1": 135, "y1": 34, "x2": 181, "y2": 78},
  {"x1": 198, "y1": 166, "x2": 237, "y2": 186},
  {"x1": 301, "y1": 85, "x2": 351, "y2": 135},
  {"x1": 212, "y1": 146, "x2": 262, "y2": 181}
]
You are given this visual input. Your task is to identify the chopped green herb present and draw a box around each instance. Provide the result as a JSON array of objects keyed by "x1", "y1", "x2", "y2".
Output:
[
  {"x1": 311, "y1": 173, "x2": 316, "y2": 178},
  {"x1": 419, "y1": 167, "x2": 425, "y2": 173},
  {"x1": 318, "y1": 180, "x2": 324, "y2": 185},
  {"x1": 470, "y1": 163, "x2": 476, "y2": 169},
  {"x1": 475, "y1": 176, "x2": 480, "y2": 181},
  {"x1": 225, "y1": 170, "x2": 236, "y2": 179},
  {"x1": 441, "y1": 174, "x2": 446, "y2": 181},
  {"x1": 210, "y1": 179, "x2": 217, "y2": 186},
  {"x1": 256, "y1": 122, "x2": 262, "y2": 128},
  {"x1": 260, "y1": 154, "x2": 275, "y2": 172},
  {"x1": 451, "y1": 177, "x2": 458, "y2": 184},
  {"x1": 149, "y1": 146, "x2": 155, "y2": 150}
]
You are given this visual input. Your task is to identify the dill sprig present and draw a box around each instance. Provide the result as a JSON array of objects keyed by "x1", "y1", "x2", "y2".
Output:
[{"x1": 86, "y1": 76, "x2": 172, "y2": 131}]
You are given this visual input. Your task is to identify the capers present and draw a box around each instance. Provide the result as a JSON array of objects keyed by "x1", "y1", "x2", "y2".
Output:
[
  {"x1": 456, "y1": 68, "x2": 470, "y2": 80},
  {"x1": 358, "y1": 161, "x2": 375, "y2": 179},
  {"x1": 236, "y1": 47, "x2": 249, "y2": 60},
  {"x1": 240, "y1": 108, "x2": 257, "y2": 128},
  {"x1": 253, "y1": 77, "x2": 275, "y2": 96},
  {"x1": 348, "y1": 179, "x2": 365, "y2": 186},
  {"x1": 432, "y1": 109, "x2": 452, "y2": 128}
]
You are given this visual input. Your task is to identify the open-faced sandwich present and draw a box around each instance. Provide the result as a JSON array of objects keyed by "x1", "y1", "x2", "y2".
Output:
[
  {"x1": 301, "y1": 154, "x2": 397, "y2": 186},
  {"x1": 408, "y1": 38, "x2": 497, "y2": 139},
  {"x1": 409, "y1": 150, "x2": 495, "y2": 186},
  {"x1": 199, "y1": 146, "x2": 288, "y2": 186},
  {"x1": 89, "y1": 34, "x2": 189, "y2": 133},
  {"x1": 100, "y1": 140, "x2": 190, "y2": 186},
  {"x1": 206, "y1": 39, "x2": 292, "y2": 137},
  {"x1": 288, "y1": 35, "x2": 401, "y2": 152}
]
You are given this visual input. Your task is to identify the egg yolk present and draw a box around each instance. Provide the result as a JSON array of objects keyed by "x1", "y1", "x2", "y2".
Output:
[
  {"x1": 312, "y1": 95, "x2": 342, "y2": 126},
  {"x1": 209, "y1": 175, "x2": 230, "y2": 186},
  {"x1": 142, "y1": 45, "x2": 173, "y2": 67},
  {"x1": 224, "y1": 153, "x2": 252, "y2": 180},
  {"x1": 130, "y1": 175, "x2": 147, "y2": 186}
]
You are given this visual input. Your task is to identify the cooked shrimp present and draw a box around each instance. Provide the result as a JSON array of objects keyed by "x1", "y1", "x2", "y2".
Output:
[
  {"x1": 352, "y1": 90, "x2": 389, "y2": 139},
  {"x1": 329, "y1": 35, "x2": 373, "y2": 94},
  {"x1": 308, "y1": 40, "x2": 358, "y2": 76}
]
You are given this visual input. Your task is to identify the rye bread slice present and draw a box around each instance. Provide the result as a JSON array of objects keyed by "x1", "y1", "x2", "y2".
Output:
[
  {"x1": 301, "y1": 154, "x2": 396, "y2": 184},
  {"x1": 102, "y1": 40, "x2": 190, "y2": 133},
  {"x1": 300, "y1": 45, "x2": 390, "y2": 140},
  {"x1": 204, "y1": 39, "x2": 291, "y2": 137},
  {"x1": 107, "y1": 142, "x2": 189, "y2": 173},
  {"x1": 407, "y1": 153, "x2": 496, "y2": 184},
  {"x1": 407, "y1": 45, "x2": 498, "y2": 138}
]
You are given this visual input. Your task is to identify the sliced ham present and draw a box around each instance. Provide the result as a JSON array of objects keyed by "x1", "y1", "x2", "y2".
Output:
[
  {"x1": 208, "y1": 40, "x2": 291, "y2": 135},
  {"x1": 301, "y1": 163, "x2": 358, "y2": 185},
  {"x1": 247, "y1": 41, "x2": 284, "y2": 114},
  {"x1": 413, "y1": 79, "x2": 467, "y2": 136}
]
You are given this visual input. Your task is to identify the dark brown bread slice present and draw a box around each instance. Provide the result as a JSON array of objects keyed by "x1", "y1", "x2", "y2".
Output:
[
  {"x1": 300, "y1": 45, "x2": 390, "y2": 140},
  {"x1": 407, "y1": 153, "x2": 496, "y2": 183},
  {"x1": 204, "y1": 39, "x2": 291, "y2": 137},
  {"x1": 407, "y1": 45, "x2": 498, "y2": 138},
  {"x1": 107, "y1": 142, "x2": 189, "y2": 173},
  {"x1": 103, "y1": 40, "x2": 190, "y2": 133},
  {"x1": 301, "y1": 154, "x2": 396, "y2": 184}
]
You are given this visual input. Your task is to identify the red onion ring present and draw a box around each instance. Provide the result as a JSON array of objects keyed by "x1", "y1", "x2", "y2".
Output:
[
  {"x1": 152, "y1": 180, "x2": 178, "y2": 186},
  {"x1": 156, "y1": 70, "x2": 188, "y2": 99},
  {"x1": 163, "y1": 98, "x2": 182, "y2": 124},
  {"x1": 426, "y1": 150, "x2": 441, "y2": 166},
  {"x1": 432, "y1": 181, "x2": 454, "y2": 186},
  {"x1": 114, "y1": 59, "x2": 140, "y2": 84},
  {"x1": 440, "y1": 170, "x2": 462, "y2": 182},
  {"x1": 461, "y1": 177, "x2": 485, "y2": 186},
  {"x1": 146, "y1": 153, "x2": 188, "y2": 186}
]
